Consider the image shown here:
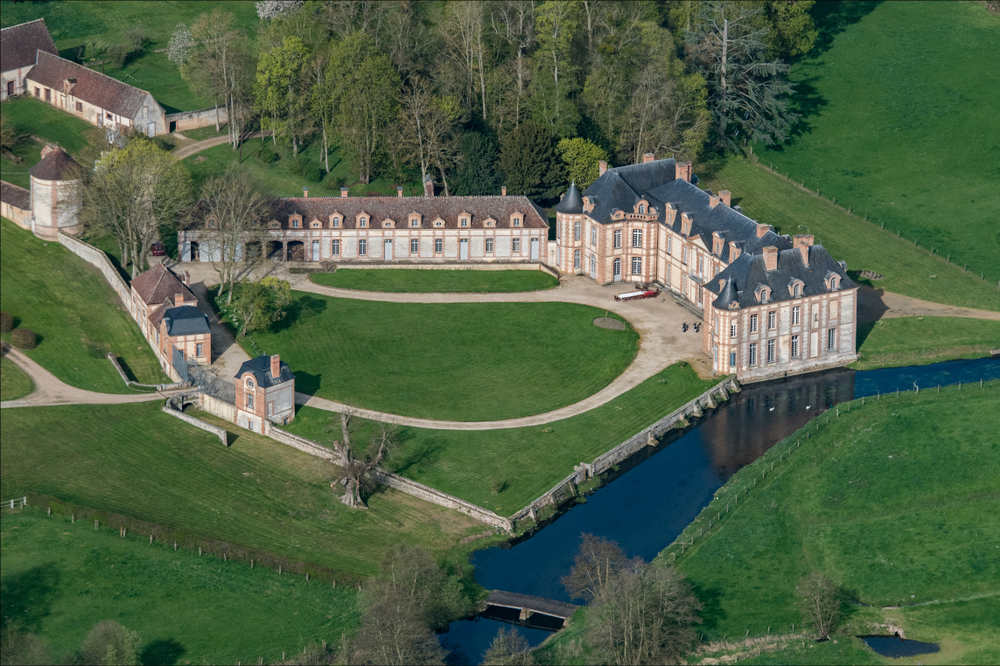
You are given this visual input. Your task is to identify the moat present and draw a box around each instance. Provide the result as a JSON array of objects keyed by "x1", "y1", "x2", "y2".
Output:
[{"x1": 441, "y1": 357, "x2": 1000, "y2": 664}]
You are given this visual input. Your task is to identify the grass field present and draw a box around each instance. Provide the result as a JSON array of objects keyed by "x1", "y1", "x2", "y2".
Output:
[
  {"x1": 285, "y1": 362, "x2": 718, "y2": 511},
  {"x1": 667, "y1": 382, "x2": 1000, "y2": 664},
  {"x1": 1, "y1": 356, "x2": 34, "y2": 400},
  {"x1": 0, "y1": 401, "x2": 485, "y2": 577},
  {"x1": 855, "y1": 316, "x2": 1000, "y2": 371},
  {"x1": 1, "y1": 509, "x2": 361, "y2": 665},
  {"x1": 311, "y1": 269, "x2": 559, "y2": 293},
  {"x1": 1, "y1": 97, "x2": 102, "y2": 161},
  {"x1": 698, "y1": 156, "x2": 1000, "y2": 312},
  {"x1": 0, "y1": 218, "x2": 166, "y2": 391},
  {"x1": 249, "y1": 292, "x2": 639, "y2": 421},
  {"x1": 98, "y1": 49, "x2": 211, "y2": 113},
  {"x1": 753, "y1": 1, "x2": 1000, "y2": 285}
]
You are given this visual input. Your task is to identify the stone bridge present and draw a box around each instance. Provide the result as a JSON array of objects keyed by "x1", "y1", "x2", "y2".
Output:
[{"x1": 483, "y1": 590, "x2": 579, "y2": 627}]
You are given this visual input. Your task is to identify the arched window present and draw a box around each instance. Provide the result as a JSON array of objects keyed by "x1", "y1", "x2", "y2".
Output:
[
  {"x1": 638, "y1": 203, "x2": 646, "y2": 214},
  {"x1": 246, "y1": 377, "x2": 255, "y2": 389},
  {"x1": 331, "y1": 217, "x2": 341, "y2": 228},
  {"x1": 359, "y1": 217, "x2": 367, "y2": 228},
  {"x1": 794, "y1": 283, "x2": 802, "y2": 297}
]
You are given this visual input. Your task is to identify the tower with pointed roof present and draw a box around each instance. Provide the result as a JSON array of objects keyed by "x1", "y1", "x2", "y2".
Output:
[{"x1": 29, "y1": 146, "x2": 82, "y2": 239}]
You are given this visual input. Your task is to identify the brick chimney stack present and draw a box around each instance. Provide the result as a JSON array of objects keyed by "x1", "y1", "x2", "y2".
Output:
[
  {"x1": 340, "y1": 187, "x2": 349, "y2": 198},
  {"x1": 270, "y1": 354, "x2": 281, "y2": 380},
  {"x1": 793, "y1": 234, "x2": 814, "y2": 266},
  {"x1": 676, "y1": 161, "x2": 692, "y2": 182},
  {"x1": 642, "y1": 152, "x2": 655, "y2": 163},
  {"x1": 423, "y1": 174, "x2": 434, "y2": 197},
  {"x1": 709, "y1": 193, "x2": 720, "y2": 208},
  {"x1": 174, "y1": 293, "x2": 184, "y2": 307},
  {"x1": 719, "y1": 190, "x2": 732, "y2": 206},
  {"x1": 598, "y1": 160, "x2": 608, "y2": 177},
  {"x1": 397, "y1": 185, "x2": 403, "y2": 198},
  {"x1": 501, "y1": 185, "x2": 507, "y2": 196},
  {"x1": 756, "y1": 223, "x2": 770, "y2": 238},
  {"x1": 763, "y1": 246, "x2": 779, "y2": 272},
  {"x1": 303, "y1": 187, "x2": 309, "y2": 198}
]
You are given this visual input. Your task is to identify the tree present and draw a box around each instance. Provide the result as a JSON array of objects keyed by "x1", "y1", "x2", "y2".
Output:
[
  {"x1": 327, "y1": 409, "x2": 398, "y2": 508},
  {"x1": 489, "y1": 1, "x2": 536, "y2": 130},
  {"x1": 167, "y1": 23, "x2": 194, "y2": 66},
  {"x1": 796, "y1": 572, "x2": 843, "y2": 640},
  {"x1": 0, "y1": 625, "x2": 50, "y2": 666},
  {"x1": 81, "y1": 139, "x2": 192, "y2": 278},
  {"x1": 229, "y1": 277, "x2": 291, "y2": 338},
  {"x1": 186, "y1": 10, "x2": 243, "y2": 135},
  {"x1": 499, "y1": 121, "x2": 565, "y2": 202},
  {"x1": 587, "y1": 561, "x2": 702, "y2": 666},
  {"x1": 399, "y1": 77, "x2": 460, "y2": 195},
  {"x1": 199, "y1": 166, "x2": 272, "y2": 304},
  {"x1": 80, "y1": 620, "x2": 141, "y2": 666},
  {"x1": 482, "y1": 627, "x2": 536, "y2": 666},
  {"x1": 764, "y1": 1, "x2": 817, "y2": 59},
  {"x1": 562, "y1": 533, "x2": 628, "y2": 603},
  {"x1": 454, "y1": 132, "x2": 502, "y2": 196},
  {"x1": 530, "y1": 1, "x2": 581, "y2": 138},
  {"x1": 686, "y1": 1, "x2": 798, "y2": 152},
  {"x1": 257, "y1": 0, "x2": 303, "y2": 21},
  {"x1": 255, "y1": 36, "x2": 311, "y2": 155},
  {"x1": 556, "y1": 138, "x2": 608, "y2": 190}
]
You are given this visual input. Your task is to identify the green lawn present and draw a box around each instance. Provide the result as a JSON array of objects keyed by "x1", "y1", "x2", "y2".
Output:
[
  {"x1": 311, "y1": 269, "x2": 559, "y2": 293},
  {"x1": 249, "y1": 293, "x2": 639, "y2": 421},
  {"x1": 1, "y1": 356, "x2": 34, "y2": 400},
  {"x1": 0, "y1": 218, "x2": 165, "y2": 391},
  {"x1": 1, "y1": 509, "x2": 361, "y2": 666},
  {"x1": 0, "y1": 401, "x2": 485, "y2": 577},
  {"x1": 698, "y1": 156, "x2": 1000, "y2": 312},
  {"x1": 99, "y1": 49, "x2": 212, "y2": 113},
  {"x1": 285, "y1": 362, "x2": 718, "y2": 511},
  {"x1": 753, "y1": 1, "x2": 1000, "y2": 286},
  {"x1": 1, "y1": 96, "x2": 102, "y2": 162},
  {"x1": 855, "y1": 316, "x2": 1000, "y2": 371},
  {"x1": 666, "y1": 382, "x2": 1000, "y2": 663},
  {"x1": 0, "y1": 135, "x2": 45, "y2": 189}
]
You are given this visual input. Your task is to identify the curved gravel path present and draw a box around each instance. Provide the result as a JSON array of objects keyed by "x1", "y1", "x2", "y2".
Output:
[{"x1": 172, "y1": 131, "x2": 267, "y2": 160}]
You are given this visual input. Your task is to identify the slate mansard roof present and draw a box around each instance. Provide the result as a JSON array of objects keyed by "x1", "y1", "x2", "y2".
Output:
[
  {"x1": 131, "y1": 264, "x2": 196, "y2": 306},
  {"x1": 0, "y1": 19, "x2": 58, "y2": 72},
  {"x1": 268, "y1": 195, "x2": 549, "y2": 230},
  {"x1": 235, "y1": 356, "x2": 295, "y2": 387},
  {"x1": 705, "y1": 245, "x2": 857, "y2": 310},
  {"x1": 28, "y1": 51, "x2": 153, "y2": 118},
  {"x1": 577, "y1": 158, "x2": 789, "y2": 264},
  {"x1": 162, "y1": 306, "x2": 210, "y2": 337}
]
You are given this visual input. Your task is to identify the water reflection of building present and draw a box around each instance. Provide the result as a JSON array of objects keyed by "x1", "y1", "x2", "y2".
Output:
[{"x1": 699, "y1": 368, "x2": 855, "y2": 476}]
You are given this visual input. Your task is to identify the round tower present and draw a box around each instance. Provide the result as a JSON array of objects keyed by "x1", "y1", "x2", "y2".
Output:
[
  {"x1": 553, "y1": 180, "x2": 584, "y2": 274},
  {"x1": 29, "y1": 146, "x2": 82, "y2": 239}
]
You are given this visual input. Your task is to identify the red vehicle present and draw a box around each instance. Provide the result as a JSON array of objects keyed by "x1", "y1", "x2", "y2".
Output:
[
  {"x1": 150, "y1": 242, "x2": 166, "y2": 257},
  {"x1": 614, "y1": 288, "x2": 660, "y2": 302}
]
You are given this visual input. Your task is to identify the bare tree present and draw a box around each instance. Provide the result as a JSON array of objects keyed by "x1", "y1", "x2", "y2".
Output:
[
  {"x1": 442, "y1": 1, "x2": 488, "y2": 120},
  {"x1": 482, "y1": 627, "x2": 536, "y2": 666},
  {"x1": 796, "y1": 572, "x2": 843, "y2": 640},
  {"x1": 490, "y1": 1, "x2": 536, "y2": 128},
  {"x1": 400, "y1": 78, "x2": 459, "y2": 196},
  {"x1": 328, "y1": 409, "x2": 398, "y2": 508},
  {"x1": 187, "y1": 10, "x2": 238, "y2": 133},
  {"x1": 80, "y1": 620, "x2": 141, "y2": 666},
  {"x1": 562, "y1": 533, "x2": 629, "y2": 602}
]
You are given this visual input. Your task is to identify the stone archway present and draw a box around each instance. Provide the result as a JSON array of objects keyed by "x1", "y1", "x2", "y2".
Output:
[
  {"x1": 266, "y1": 240, "x2": 284, "y2": 260},
  {"x1": 286, "y1": 240, "x2": 305, "y2": 262}
]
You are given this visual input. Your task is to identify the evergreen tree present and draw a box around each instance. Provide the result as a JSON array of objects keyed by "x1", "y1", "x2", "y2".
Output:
[
  {"x1": 498, "y1": 122, "x2": 565, "y2": 203},
  {"x1": 454, "y1": 132, "x2": 503, "y2": 196}
]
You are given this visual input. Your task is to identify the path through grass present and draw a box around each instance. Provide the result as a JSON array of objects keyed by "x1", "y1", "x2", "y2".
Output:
[
  {"x1": 855, "y1": 316, "x2": 1000, "y2": 371},
  {"x1": 312, "y1": 269, "x2": 559, "y2": 293}
]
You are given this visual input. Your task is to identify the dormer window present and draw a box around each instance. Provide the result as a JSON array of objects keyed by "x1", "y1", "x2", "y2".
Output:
[
  {"x1": 755, "y1": 285, "x2": 772, "y2": 304},
  {"x1": 310, "y1": 220, "x2": 322, "y2": 228},
  {"x1": 290, "y1": 217, "x2": 300, "y2": 229},
  {"x1": 485, "y1": 220, "x2": 494, "y2": 227},
  {"x1": 638, "y1": 204, "x2": 646, "y2": 214},
  {"x1": 461, "y1": 218, "x2": 468, "y2": 227},
  {"x1": 330, "y1": 216, "x2": 341, "y2": 228},
  {"x1": 359, "y1": 217, "x2": 367, "y2": 228},
  {"x1": 513, "y1": 217, "x2": 521, "y2": 227},
  {"x1": 269, "y1": 220, "x2": 281, "y2": 229},
  {"x1": 206, "y1": 217, "x2": 217, "y2": 229},
  {"x1": 410, "y1": 217, "x2": 420, "y2": 227},
  {"x1": 434, "y1": 220, "x2": 444, "y2": 228},
  {"x1": 383, "y1": 220, "x2": 394, "y2": 228}
]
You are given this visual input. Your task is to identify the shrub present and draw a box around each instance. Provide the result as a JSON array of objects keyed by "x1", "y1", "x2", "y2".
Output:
[
  {"x1": 11, "y1": 328, "x2": 36, "y2": 350},
  {"x1": 153, "y1": 136, "x2": 176, "y2": 152},
  {"x1": 0, "y1": 312, "x2": 13, "y2": 332},
  {"x1": 106, "y1": 43, "x2": 129, "y2": 69},
  {"x1": 258, "y1": 146, "x2": 279, "y2": 164}
]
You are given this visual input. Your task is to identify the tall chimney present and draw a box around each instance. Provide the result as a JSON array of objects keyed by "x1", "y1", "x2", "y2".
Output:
[
  {"x1": 756, "y1": 223, "x2": 769, "y2": 238},
  {"x1": 270, "y1": 354, "x2": 281, "y2": 380},
  {"x1": 501, "y1": 185, "x2": 507, "y2": 196},
  {"x1": 598, "y1": 160, "x2": 608, "y2": 177},
  {"x1": 681, "y1": 212, "x2": 693, "y2": 236},
  {"x1": 718, "y1": 190, "x2": 732, "y2": 206},
  {"x1": 303, "y1": 187, "x2": 309, "y2": 198},
  {"x1": 676, "y1": 161, "x2": 692, "y2": 182},
  {"x1": 423, "y1": 174, "x2": 434, "y2": 197},
  {"x1": 709, "y1": 193, "x2": 720, "y2": 208},
  {"x1": 397, "y1": 185, "x2": 403, "y2": 198},
  {"x1": 642, "y1": 152, "x2": 655, "y2": 164},
  {"x1": 793, "y1": 234, "x2": 814, "y2": 266},
  {"x1": 340, "y1": 187, "x2": 349, "y2": 198},
  {"x1": 763, "y1": 246, "x2": 778, "y2": 272},
  {"x1": 174, "y1": 293, "x2": 184, "y2": 307}
]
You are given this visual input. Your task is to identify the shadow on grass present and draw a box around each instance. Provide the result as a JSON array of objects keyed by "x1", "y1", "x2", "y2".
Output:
[
  {"x1": 271, "y1": 294, "x2": 328, "y2": 334},
  {"x1": 856, "y1": 321, "x2": 876, "y2": 351},
  {"x1": 291, "y1": 371, "x2": 322, "y2": 396},
  {"x1": 140, "y1": 639, "x2": 186, "y2": 666},
  {"x1": 691, "y1": 583, "x2": 727, "y2": 635},
  {"x1": 0, "y1": 563, "x2": 61, "y2": 633},
  {"x1": 787, "y1": 76, "x2": 829, "y2": 140},
  {"x1": 115, "y1": 356, "x2": 139, "y2": 383},
  {"x1": 389, "y1": 432, "x2": 442, "y2": 477},
  {"x1": 810, "y1": 1, "x2": 883, "y2": 57}
]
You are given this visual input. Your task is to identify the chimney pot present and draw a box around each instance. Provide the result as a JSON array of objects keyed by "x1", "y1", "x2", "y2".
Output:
[
  {"x1": 709, "y1": 193, "x2": 720, "y2": 208},
  {"x1": 340, "y1": 187, "x2": 348, "y2": 198},
  {"x1": 598, "y1": 160, "x2": 608, "y2": 177},
  {"x1": 303, "y1": 187, "x2": 309, "y2": 198},
  {"x1": 397, "y1": 185, "x2": 403, "y2": 198},
  {"x1": 270, "y1": 354, "x2": 281, "y2": 380},
  {"x1": 502, "y1": 185, "x2": 507, "y2": 196},
  {"x1": 719, "y1": 190, "x2": 732, "y2": 206},
  {"x1": 642, "y1": 152, "x2": 655, "y2": 164},
  {"x1": 423, "y1": 174, "x2": 434, "y2": 197},
  {"x1": 676, "y1": 161, "x2": 692, "y2": 182},
  {"x1": 763, "y1": 246, "x2": 779, "y2": 272}
]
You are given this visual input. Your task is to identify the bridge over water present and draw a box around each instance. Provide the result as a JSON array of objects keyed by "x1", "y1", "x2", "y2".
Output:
[{"x1": 483, "y1": 590, "x2": 579, "y2": 628}]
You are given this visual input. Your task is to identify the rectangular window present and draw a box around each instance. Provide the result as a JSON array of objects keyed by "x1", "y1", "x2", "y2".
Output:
[
  {"x1": 34, "y1": 87, "x2": 40, "y2": 98},
  {"x1": 331, "y1": 239, "x2": 340, "y2": 256},
  {"x1": 792, "y1": 306, "x2": 800, "y2": 325},
  {"x1": 591, "y1": 227, "x2": 597, "y2": 246},
  {"x1": 246, "y1": 393, "x2": 254, "y2": 409},
  {"x1": 332, "y1": 217, "x2": 340, "y2": 228},
  {"x1": 574, "y1": 221, "x2": 581, "y2": 241},
  {"x1": 485, "y1": 238, "x2": 494, "y2": 253},
  {"x1": 461, "y1": 218, "x2": 468, "y2": 227},
  {"x1": 410, "y1": 218, "x2": 418, "y2": 227},
  {"x1": 359, "y1": 218, "x2": 367, "y2": 228},
  {"x1": 291, "y1": 219, "x2": 299, "y2": 228},
  {"x1": 827, "y1": 328, "x2": 837, "y2": 351},
  {"x1": 767, "y1": 339, "x2": 776, "y2": 363},
  {"x1": 574, "y1": 249, "x2": 581, "y2": 269},
  {"x1": 632, "y1": 229, "x2": 643, "y2": 248},
  {"x1": 631, "y1": 257, "x2": 642, "y2": 274},
  {"x1": 614, "y1": 229, "x2": 622, "y2": 249},
  {"x1": 434, "y1": 238, "x2": 443, "y2": 253},
  {"x1": 358, "y1": 239, "x2": 367, "y2": 256},
  {"x1": 410, "y1": 238, "x2": 419, "y2": 253},
  {"x1": 750, "y1": 314, "x2": 758, "y2": 333},
  {"x1": 791, "y1": 335, "x2": 799, "y2": 358},
  {"x1": 768, "y1": 311, "x2": 776, "y2": 330},
  {"x1": 512, "y1": 238, "x2": 521, "y2": 252},
  {"x1": 75, "y1": 101, "x2": 83, "y2": 113},
  {"x1": 667, "y1": 237, "x2": 673, "y2": 255},
  {"x1": 590, "y1": 255, "x2": 597, "y2": 278},
  {"x1": 196, "y1": 343, "x2": 204, "y2": 358},
  {"x1": 45, "y1": 88, "x2": 51, "y2": 102},
  {"x1": 730, "y1": 351, "x2": 736, "y2": 367},
  {"x1": 698, "y1": 256, "x2": 704, "y2": 275},
  {"x1": 697, "y1": 287, "x2": 703, "y2": 305},
  {"x1": 142, "y1": 106, "x2": 147, "y2": 119},
  {"x1": 682, "y1": 247, "x2": 689, "y2": 264},
  {"x1": 749, "y1": 343, "x2": 758, "y2": 366},
  {"x1": 730, "y1": 323, "x2": 737, "y2": 338}
]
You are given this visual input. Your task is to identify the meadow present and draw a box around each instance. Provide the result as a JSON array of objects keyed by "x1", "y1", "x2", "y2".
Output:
[
  {"x1": 285, "y1": 362, "x2": 718, "y2": 511},
  {"x1": 0, "y1": 401, "x2": 485, "y2": 577},
  {"x1": 0, "y1": 218, "x2": 166, "y2": 391},
  {"x1": 1, "y1": 509, "x2": 361, "y2": 665},
  {"x1": 311, "y1": 269, "x2": 559, "y2": 294},
  {"x1": 854, "y1": 316, "x2": 1000, "y2": 371},
  {"x1": 1, "y1": 356, "x2": 34, "y2": 400},
  {"x1": 753, "y1": 1, "x2": 1000, "y2": 286},
  {"x1": 250, "y1": 292, "x2": 639, "y2": 421}
]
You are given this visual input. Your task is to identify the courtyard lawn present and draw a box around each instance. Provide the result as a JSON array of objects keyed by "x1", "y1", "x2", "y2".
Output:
[
  {"x1": 311, "y1": 269, "x2": 559, "y2": 293},
  {"x1": 249, "y1": 293, "x2": 639, "y2": 421},
  {"x1": 0, "y1": 218, "x2": 165, "y2": 392},
  {"x1": 697, "y1": 156, "x2": 1000, "y2": 312},
  {"x1": 855, "y1": 316, "x2": 1000, "y2": 371},
  {"x1": 753, "y1": 1, "x2": 1000, "y2": 286},
  {"x1": 1, "y1": 509, "x2": 361, "y2": 666},
  {"x1": 0, "y1": 401, "x2": 486, "y2": 577},
  {"x1": 285, "y1": 362, "x2": 718, "y2": 511},
  {"x1": 1, "y1": 356, "x2": 34, "y2": 400},
  {"x1": 665, "y1": 381, "x2": 1000, "y2": 661}
]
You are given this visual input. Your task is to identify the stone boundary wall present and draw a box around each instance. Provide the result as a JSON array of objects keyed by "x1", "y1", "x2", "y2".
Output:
[
  {"x1": 509, "y1": 377, "x2": 740, "y2": 526},
  {"x1": 331, "y1": 261, "x2": 561, "y2": 279},
  {"x1": 166, "y1": 107, "x2": 229, "y2": 131},
  {"x1": 269, "y1": 426, "x2": 340, "y2": 463},
  {"x1": 106, "y1": 353, "x2": 185, "y2": 390},
  {"x1": 0, "y1": 193, "x2": 32, "y2": 230},
  {"x1": 162, "y1": 396, "x2": 227, "y2": 446},
  {"x1": 370, "y1": 468, "x2": 513, "y2": 532},
  {"x1": 201, "y1": 394, "x2": 237, "y2": 423}
]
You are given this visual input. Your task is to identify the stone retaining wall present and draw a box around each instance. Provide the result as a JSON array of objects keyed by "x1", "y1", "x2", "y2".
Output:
[
  {"x1": 201, "y1": 394, "x2": 237, "y2": 424},
  {"x1": 107, "y1": 353, "x2": 185, "y2": 390},
  {"x1": 370, "y1": 468, "x2": 513, "y2": 531},
  {"x1": 166, "y1": 107, "x2": 229, "y2": 132},
  {"x1": 162, "y1": 396, "x2": 227, "y2": 446},
  {"x1": 269, "y1": 426, "x2": 340, "y2": 463}
]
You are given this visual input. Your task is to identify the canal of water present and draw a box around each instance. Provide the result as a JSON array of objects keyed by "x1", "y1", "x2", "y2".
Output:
[{"x1": 440, "y1": 357, "x2": 1000, "y2": 664}]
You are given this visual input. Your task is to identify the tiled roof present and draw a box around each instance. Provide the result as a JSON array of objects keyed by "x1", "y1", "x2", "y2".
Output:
[
  {"x1": 0, "y1": 181, "x2": 31, "y2": 210},
  {"x1": 163, "y1": 305, "x2": 210, "y2": 336},
  {"x1": 28, "y1": 147, "x2": 79, "y2": 181},
  {"x1": 27, "y1": 51, "x2": 151, "y2": 118},
  {"x1": 235, "y1": 355, "x2": 294, "y2": 387},
  {"x1": 0, "y1": 19, "x2": 57, "y2": 72},
  {"x1": 704, "y1": 245, "x2": 857, "y2": 309},
  {"x1": 131, "y1": 263, "x2": 196, "y2": 306},
  {"x1": 268, "y1": 195, "x2": 549, "y2": 230}
]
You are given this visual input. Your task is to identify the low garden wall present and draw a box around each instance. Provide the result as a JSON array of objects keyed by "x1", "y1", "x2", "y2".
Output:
[
  {"x1": 333, "y1": 261, "x2": 560, "y2": 279},
  {"x1": 166, "y1": 106, "x2": 228, "y2": 132},
  {"x1": 269, "y1": 426, "x2": 340, "y2": 463},
  {"x1": 162, "y1": 396, "x2": 227, "y2": 446},
  {"x1": 370, "y1": 469, "x2": 513, "y2": 532}
]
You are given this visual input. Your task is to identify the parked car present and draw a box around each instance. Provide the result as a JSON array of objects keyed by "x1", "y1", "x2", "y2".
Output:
[{"x1": 150, "y1": 242, "x2": 166, "y2": 257}]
